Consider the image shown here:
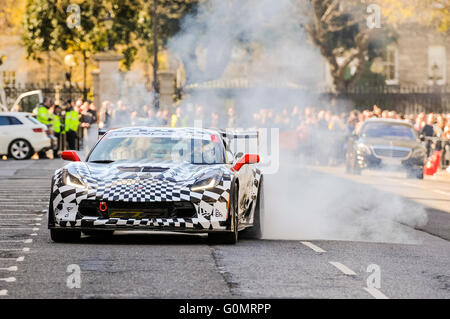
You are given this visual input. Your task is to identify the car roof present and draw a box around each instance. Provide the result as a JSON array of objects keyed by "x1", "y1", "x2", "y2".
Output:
[
  {"x1": 363, "y1": 118, "x2": 413, "y2": 127},
  {"x1": 0, "y1": 112, "x2": 33, "y2": 117},
  {"x1": 105, "y1": 126, "x2": 221, "y2": 139}
]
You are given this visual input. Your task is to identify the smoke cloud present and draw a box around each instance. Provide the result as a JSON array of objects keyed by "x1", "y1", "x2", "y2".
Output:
[{"x1": 169, "y1": 0, "x2": 428, "y2": 243}]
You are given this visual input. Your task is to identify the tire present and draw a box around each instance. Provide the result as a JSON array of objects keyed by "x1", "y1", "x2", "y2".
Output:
[
  {"x1": 240, "y1": 177, "x2": 263, "y2": 239},
  {"x1": 9, "y1": 139, "x2": 33, "y2": 160},
  {"x1": 208, "y1": 183, "x2": 239, "y2": 245},
  {"x1": 82, "y1": 230, "x2": 115, "y2": 237},
  {"x1": 416, "y1": 168, "x2": 424, "y2": 180},
  {"x1": 406, "y1": 168, "x2": 423, "y2": 179},
  {"x1": 50, "y1": 229, "x2": 81, "y2": 243}
]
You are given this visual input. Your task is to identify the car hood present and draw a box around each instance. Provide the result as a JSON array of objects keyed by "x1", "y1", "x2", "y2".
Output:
[
  {"x1": 64, "y1": 161, "x2": 227, "y2": 185},
  {"x1": 359, "y1": 137, "x2": 423, "y2": 149}
]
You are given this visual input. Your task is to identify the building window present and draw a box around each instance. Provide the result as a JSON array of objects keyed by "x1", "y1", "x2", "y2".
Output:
[
  {"x1": 2, "y1": 70, "x2": 16, "y2": 86},
  {"x1": 428, "y1": 46, "x2": 446, "y2": 85},
  {"x1": 384, "y1": 46, "x2": 398, "y2": 85}
]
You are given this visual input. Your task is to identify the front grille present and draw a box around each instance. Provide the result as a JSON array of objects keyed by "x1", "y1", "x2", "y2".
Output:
[
  {"x1": 373, "y1": 147, "x2": 410, "y2": 158},
  {"x1": 78, "y1": 200, "x2": 196, "y2": 219}
]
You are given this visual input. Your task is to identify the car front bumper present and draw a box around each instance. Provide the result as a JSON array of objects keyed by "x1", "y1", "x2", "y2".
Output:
[{"x1": 356, "y1": 153, "x2": 424, "y2": 170}]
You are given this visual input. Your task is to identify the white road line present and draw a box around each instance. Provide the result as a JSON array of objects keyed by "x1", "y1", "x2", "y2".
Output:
[
  {"x1": 0, "y1": 223, "x2": 41, "y2": 226},
  {"x1": 0, "y1": 227, "x2": 39, "y2": 231},
  {"x1": 0, "y1": 213, "x2": 43, "y2": 217},
  {"x1": 0, "y1": 266, "x2": 17, "y2": 272},
  {"x1": 0, "y1": 218, "x2": 42, "y2": 221},
  {"x1": 329, "y1": 262, "x2": 357, "y2": 275},
  {"x1": 30, "y1": 233, "x2": 38, "y2": 236},
  {"x1": 0, "y1": 290, "x2": 7, "y2": 296},
  {"x1": 403, "y1": 182, "x2": 417, "y2": 187},
  {"x1": 433, "y1": 189, "x2": 450, "y2": 196},
  {"x1": 0, "y1": 256, "x2": 24, "y2": 262},
  {"x1": 0, "y1": 239, "x2": 32, "y2": 243},
  {"x1": 301, "y1": 241, "x2": 326, "y2": 253},
  {"x1": 364, "y1": 287, "x2": 389, "y2": 299},
  {"x1": 0, "y1": 248, "x2": 29, "y2": 252},
  {"x1": 0, "y1": 277, "x2": 16, "y2": 282}
]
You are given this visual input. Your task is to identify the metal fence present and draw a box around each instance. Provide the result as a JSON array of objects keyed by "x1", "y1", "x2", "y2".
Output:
[
  {"x1": 2, "y1": 82, "x2": 86, "y2": 106},
  {"x1": 325, "y1": 85, "x2": 450, "y2": 114}
]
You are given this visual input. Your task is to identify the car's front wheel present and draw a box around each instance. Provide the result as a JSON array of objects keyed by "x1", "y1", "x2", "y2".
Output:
[
  {"x1": 208, "y1": 184, "x2": 238, "y2": 245},
  {"x1": 50, "y1": 229, "x2": 81, "y2": 243}
]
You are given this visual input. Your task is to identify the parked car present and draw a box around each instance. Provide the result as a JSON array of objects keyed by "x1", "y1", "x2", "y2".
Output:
[
  {"x1": 0, "y1": 112, "x2": 53, "y2": 160},
  {"x1": 345, "y1": 118, "x2": 426, "y2": 179}
]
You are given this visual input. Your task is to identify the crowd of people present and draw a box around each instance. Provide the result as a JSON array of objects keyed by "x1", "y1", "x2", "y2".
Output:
[
  {"x1": 35, "y1": 97, "x2": 450, "y2": 168},
  {"x1": 36, "y1": 97, "x2": 98, "y2": 158}
]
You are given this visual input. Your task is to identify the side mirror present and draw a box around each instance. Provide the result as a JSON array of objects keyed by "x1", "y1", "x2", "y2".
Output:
[
  {"x1": 61, "y1": 151, "x2": 81, "y2": 162},
  {"x1": 232, "y1": 154, "x2": 260, "y2": 172},
  {"x1": 226, "y1": 151, "x2": 235, "y2": 164}
]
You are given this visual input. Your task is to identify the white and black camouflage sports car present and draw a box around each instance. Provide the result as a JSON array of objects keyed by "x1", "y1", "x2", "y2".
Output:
[{"x1": 48, "y1": 127, "x2": 263, "y2": 244}]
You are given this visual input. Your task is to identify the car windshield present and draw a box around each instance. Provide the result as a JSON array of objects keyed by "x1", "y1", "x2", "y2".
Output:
[
  {"x1": 361, "y1": 123, "x2": 417, "y2": 140},
  {"x1": 88, "y1": 135, "x2": 225, "y2": 164}
]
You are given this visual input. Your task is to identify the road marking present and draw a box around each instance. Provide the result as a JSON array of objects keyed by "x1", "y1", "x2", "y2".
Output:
[
  {"x1": 0, "y1": 213, "x2": 43, "y2": 217},
  {"x1": 433, "y1": 189, "x2": 450, "y2": 196},
  {"x1": 0, "y1": 277, "x2": 16, "y2": 282},
  {"x1": 0, "y1": 239, "x2": 33, "y2": 243},
  {"x1": 403, "y1": 182, "x2": 417, "y2": 187},
  {"x1": 301, "y1": 241, "x2": 326, "y2": 253},
  {"x1": 0, "y1": 248, "x2": 29, "y2": 252},
  {"x1": 329, "y1": 262, "x2": 357, "y2": 275},
  {"x1": 0, "y1": 218, "x2": 42, "y2": 221},
  {"x1": 0, "y1": 256, "x2": 24, "y2": 262},
  {"x1": 0, "y1": 223, "x2": 41, "y2": 226},
  {"x1": 0, "y1": 227, "x2": 39, "y2": 231},
  {"x1": 30, "y1": 233, "x2": 38, "y2": 236},
  {"x1": 364, "y1": 287, "x2": 389, "y2": 299},
  {"x1": 0, "y1": 266, "x2": 17, "y2": 272},
  {"x1": 0, "y1": 290, "x2": 7, "y2": 296}
]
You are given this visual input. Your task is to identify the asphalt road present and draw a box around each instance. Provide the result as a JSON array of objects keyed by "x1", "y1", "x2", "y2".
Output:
[{"x1": 0, "y1": 159, "x2": 449, "y2": 299}]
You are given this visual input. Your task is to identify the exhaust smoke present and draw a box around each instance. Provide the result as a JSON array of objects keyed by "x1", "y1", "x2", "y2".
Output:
[{"x1": 169, "y1": 0, "x2": 428, "y2": 243}]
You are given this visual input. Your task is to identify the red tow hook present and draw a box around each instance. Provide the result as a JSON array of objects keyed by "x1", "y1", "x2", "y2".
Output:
[{"x1": 99, "y1": 202, "x2": 108, "y2": 212}]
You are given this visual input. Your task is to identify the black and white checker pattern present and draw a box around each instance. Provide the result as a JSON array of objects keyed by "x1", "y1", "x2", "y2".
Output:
[{"x1": 50, "y1": 127, "x2": 262, "y2": 232}]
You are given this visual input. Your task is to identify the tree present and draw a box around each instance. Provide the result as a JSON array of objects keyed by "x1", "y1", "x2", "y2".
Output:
[
  {"x1": 22, "y1": 0, "x2": 199, "y2": 98},
  {"x1": 305, "y1": 0, "x2": 394, "y2": 93}
]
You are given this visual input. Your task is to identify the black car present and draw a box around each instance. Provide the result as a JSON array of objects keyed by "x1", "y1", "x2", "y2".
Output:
[{"x1": 345, "y1": 119, "x2": 426, "y2": 179}]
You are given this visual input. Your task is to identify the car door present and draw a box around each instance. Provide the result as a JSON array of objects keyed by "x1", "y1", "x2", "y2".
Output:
[{"x1": 0, "y1": 115, "x2": 11, "y2": 154}]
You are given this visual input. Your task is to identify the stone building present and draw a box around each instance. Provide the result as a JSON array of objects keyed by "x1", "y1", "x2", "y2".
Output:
[{"x1": 382, "y1": 24, "x2": 448, "y2": 87}]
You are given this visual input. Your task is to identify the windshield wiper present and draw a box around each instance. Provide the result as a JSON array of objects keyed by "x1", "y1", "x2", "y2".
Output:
[{"x1": 89, "y1": 160, "x2": 115, "y2": 164}]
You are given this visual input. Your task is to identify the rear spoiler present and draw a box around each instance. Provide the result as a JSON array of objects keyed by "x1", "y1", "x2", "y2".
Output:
[
  {"x1": 218, "y1": 130, "x2": 259, "y2": 140},
  {"x1": 98, "y1": 128, "x2": 108, "y2": 139},
  {"x1": 218, "y1": 129, "x2": 259, "y2": 157}
]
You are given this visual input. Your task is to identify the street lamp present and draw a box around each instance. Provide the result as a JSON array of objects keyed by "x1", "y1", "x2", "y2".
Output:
[
  {"x1": 102, "y1": 11, "x2": 114, "y2": 51},
  {"x1": 64, "y1": 54, "x2": 76, "y2": 101}
]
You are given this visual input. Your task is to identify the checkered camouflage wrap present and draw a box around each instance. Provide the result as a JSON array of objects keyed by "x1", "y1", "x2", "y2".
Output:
[{"x1": 49, "y1": 127, "x2": 262, "y2": 233}]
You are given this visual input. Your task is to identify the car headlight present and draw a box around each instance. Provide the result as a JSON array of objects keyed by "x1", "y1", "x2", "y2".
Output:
[
  {"x1": 64, "y1": 172, "x2": 86, "y2": 189},
  {"x1": 357, "y1": 143, "x2": 371, "y2": 154},
  {"x1": 190, "y1": 171, "x2": 223, "y2": 192}
]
